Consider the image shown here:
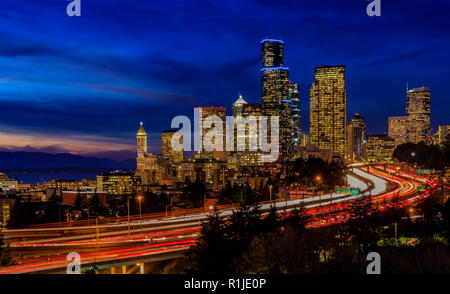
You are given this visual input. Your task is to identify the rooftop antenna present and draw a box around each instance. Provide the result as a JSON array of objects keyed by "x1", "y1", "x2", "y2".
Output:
[{"x1": 406, "y1": 81, "x2": 409, "y2": 93}]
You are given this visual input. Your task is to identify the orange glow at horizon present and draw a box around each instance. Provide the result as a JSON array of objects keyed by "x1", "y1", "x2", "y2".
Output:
[{"x1": 0, "y1": 130, "x2": 134, "y2": 155}]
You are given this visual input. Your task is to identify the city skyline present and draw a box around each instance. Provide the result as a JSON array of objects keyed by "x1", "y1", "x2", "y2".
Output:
[{"x1": 0, "y1": 1, "x2": 449, "y2": 160}]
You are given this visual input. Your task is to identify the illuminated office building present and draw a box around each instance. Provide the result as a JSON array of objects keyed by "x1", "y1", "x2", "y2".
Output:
[
  {"x1": 232, "y1": 94, "x2": 248, "y2": 152},
  {"x1": 310, "y1": 65, "x2": 347, "y2": 156},
  {"x1": 288, "y1": 82, "x2": 301, "y2": 159},
  {"x1": 136, "y1": 123, "x2": 158, "y2": 185},
  {"x1": 365, "y1": 135, "x2": 395, "y2": 162},
  {"x1": 239, "y1": 103, "x2": 264, "y2": 166},
  {"x1": 406, "y1": 86, "x2": 431, "y2": 144},
  {"x1": 0, "y1": 172, "x2": 18, "y2": 192},
  {"x1": 198, "y1": 106, "x2": 227, "y2": 160},
  {"x1": 260, "y1": 38, "x2": 297, "y2": 161},
  {"x1": 388, "y1": 116, "x2": 408, "y2": 147},
  {"x1": 232, "y1": 94, "x2": 247, "y2": 117},
  {"x1": 351, "y1": 114, "x2": 366, "y2": 161},
  {"x1": 162, "y1": 130, "x2": 183, "y2": 163},
  {"x1": 438, "y1": 125, "x2": 450, "y2": 145},
  {"x1": 96, "y1": 171, "x2": 140, "y2": 195}
]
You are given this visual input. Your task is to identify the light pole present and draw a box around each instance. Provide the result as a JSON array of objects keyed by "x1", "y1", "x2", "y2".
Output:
[
  {"x1": 127, "y1": 196, "x2": 130, "y2": 238},
  {"x1": 269, "y1": 185, "x2": 273, "y2": 203},
  {"x1": 137, "y1": 195, "x2": 143, "y2": 232}
]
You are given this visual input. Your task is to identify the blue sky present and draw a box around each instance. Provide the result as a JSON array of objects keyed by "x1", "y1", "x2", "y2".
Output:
[{"x1": 0, "y1": 0, "x2": 449, "y2": 160}]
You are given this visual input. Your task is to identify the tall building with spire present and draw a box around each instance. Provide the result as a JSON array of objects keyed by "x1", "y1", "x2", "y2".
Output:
[
  {"x1": 406, "y1": 86, "x2": 431, "y2": 144},
  {"x1": 309, "y1": 65, "x2": 347, "y2": 156},
  {"x1": 135, "y1": 122, "x2": 157, "y2": 185}
]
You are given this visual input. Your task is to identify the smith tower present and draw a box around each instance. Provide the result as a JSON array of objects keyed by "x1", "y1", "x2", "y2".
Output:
[
  {"x1": 260, "y1": 39, "x2": 298, "y2": 161},
  {"x1": 136, "y1": 122, "x2": 147, "y2": 158},
  {"x1": 310, "y1": 65, "x2": 347, "y2": 156}
]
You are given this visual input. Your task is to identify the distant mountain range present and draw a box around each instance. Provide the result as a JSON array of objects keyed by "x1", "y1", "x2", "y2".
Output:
[{"x1": 0, "y1": 151, "x2": 136, "y2": 170}]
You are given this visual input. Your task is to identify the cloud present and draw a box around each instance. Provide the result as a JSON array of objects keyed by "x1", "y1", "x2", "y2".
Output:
[{"x1": 362, "y1": 47, "x2": 433, "y2": 67}]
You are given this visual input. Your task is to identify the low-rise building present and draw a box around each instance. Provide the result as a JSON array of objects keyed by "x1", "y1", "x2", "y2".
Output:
[{"x1": 365, "y1": 135, "x2": 395, "y2": 162}]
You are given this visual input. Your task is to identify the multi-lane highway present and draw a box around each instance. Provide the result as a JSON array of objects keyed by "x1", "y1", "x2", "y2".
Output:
[{"x1": 0, "y1": 166, "x2": 436, "y2": 274}]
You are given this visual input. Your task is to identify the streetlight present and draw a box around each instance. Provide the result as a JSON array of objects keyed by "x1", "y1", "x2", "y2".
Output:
[
  {"x1": 127, "y1": 196, "x2": 130, "y2": 238},
  {"x1": 137, "y1": 195, "x2": 143, "y2": 232}
]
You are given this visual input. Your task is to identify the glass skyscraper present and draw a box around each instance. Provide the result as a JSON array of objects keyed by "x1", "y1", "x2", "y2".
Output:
[
  {"x1": 406, "y1": 86, "x2": 431, "y2": 144},
  {"x1": 260, "y1": 39, "x2": 299, "y2": 161},
  {"x1": 309, "y1": 65, "x2": 347, "y2": 156}
]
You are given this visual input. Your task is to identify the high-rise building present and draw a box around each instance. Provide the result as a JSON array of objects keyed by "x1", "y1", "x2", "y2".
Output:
[
  {"x1": 406, "y1": 86, "x2": 431, "y2": 144},
  {"x1": 239, "y1": 103, "x2": 264, "y2": 166},
  {"x1": 438, "y1": 125, "x2": 450, "y2": 145},
  {"x1": 388, "y1": 116, "x2": 408, "y2": 147},
  {"x1": 260, "y1": 38, "x2": 297, "y2": 161},
  {"x1": 135, "y1": 123, "x2": 157, "y2": 185},
  {"x1": 162, "y1": 130, "x2": 183, "y2": 163},
  {"x1": 136, "y1": 122, "x2": 147, "y2": 158},
  {"x1": 365, "y1": 135, "x2": 395, "y2": 162},
  {"x1": 232, "y1": 94, "x2": 247, "y2": 117},
  {"x1": 351, "y1": 114, "x2": 366, "y2": 161},
  {"x1": 198, "y1": 106, "x2": 227, "y2": 160},
  {"x1": 288, "y1": 82, "x2": 301, "y2": 159},
  {"x1": 309, "y1": 65, "x2": 347, "y2": 156}
]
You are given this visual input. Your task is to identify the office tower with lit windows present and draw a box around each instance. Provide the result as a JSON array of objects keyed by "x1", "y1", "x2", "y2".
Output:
[
  {"x1": 438, "y1": 125, "x2": 450, "y2": 145},
  {"x1": 198, "y1": 106, "x2": 227, "y2": 160},
  {"x1": 162, "y1": 130, "x2": 183, "y2": 163},
  {"x1": 260, "y1": 38, "x2": 297, "y2": 161},
  {"x1": 406, "y1": 86, "x2": 431, "y2": 144},
  {"x1": 388, "y1": 116, "x2": 407, "y2": 147},
  {"x1": 239, "y1": 103, "x2": 264, "y2": 166},
  {"x1": 288, "y1": 82, "x2": 301, "y2": 158},
  {"x1": 309, "y1": 65, "x2": 347, "y2": 156},
  {"x1": 351, "y1": 114, "x2": 366, "y2": 161},
  {"x1": 365, "y1": 135, "x2": 395, "y2": 162}
]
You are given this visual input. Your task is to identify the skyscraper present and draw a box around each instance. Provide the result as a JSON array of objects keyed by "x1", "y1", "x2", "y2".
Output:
[
  {"x1": 351, "y1": 114, "x2": 366, "y2": 161},
  {"x1": 162, "y1": 130, "x2": 183, "y2": 163},
  {"x1": 289, "y1": 82, "x2": 301, "y2": 159},
  {"x1": 388, "y1": 116, "x2": 407, "y2": 147},
  {"x1": 309, "y1": 65, "x2": 347, "y2": 156},
  {"x1": 260, "y1": 38, "x2": 297, "y2": 161},
  {"x1": 198, "y1": 106, "x2": 227, "y2": 160},
  {"x1": 406, "y1": 86, "x2": 431, "y2": 144}
]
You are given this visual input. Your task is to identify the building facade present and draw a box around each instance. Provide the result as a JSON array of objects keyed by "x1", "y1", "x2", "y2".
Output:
[
  {"x1": 162, "y1": 130, "x2": 183, "y2": 163},
  {"x1": 406, "y1": 86, "x2": 431, "y2": 144},
  {"x1": 365, "y1": 135, "x2": 395, "y2": 162},
  {"x1": 388, "y1": 116, "x2": 408, "y2": 147},
  {"x1": 136, "y1": 123, "x2": 158, "y2": 185},
  {"x1": 260, "y1": 38, "x2": 299, "y2": 161},
  {"x1": 96, "y1": 171, "x2": 140, "y2": 195},
  {"x1": 310, "y1": 65, "x2": 347, "y2": 156}
]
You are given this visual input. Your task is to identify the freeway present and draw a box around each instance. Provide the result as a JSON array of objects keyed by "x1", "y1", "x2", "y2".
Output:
[{"x1": 0, "y1": 166, "x2": 434, "y2": 274}]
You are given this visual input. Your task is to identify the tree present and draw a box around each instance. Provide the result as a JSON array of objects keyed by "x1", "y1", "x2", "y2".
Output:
[
  {"x1": 88, "y1": 193, "x2": 108, "y2": 218},
  {"x1": 43, "y1": 195, "x2": 62, "y2": 223},
  {"x1": 0, "y1": 236, "x2": 11, "y2": 266},
  {"x1": 185, "y1": 208, "x2": 229, "y2": 274},
  {"x1": 7, "y1": 200, "x2": 41, "y2": 228},
  {"x1": 181, "y1": 180, "x2": 206, "y2": 208}
]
